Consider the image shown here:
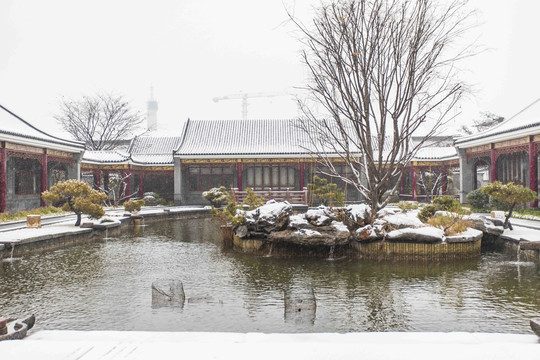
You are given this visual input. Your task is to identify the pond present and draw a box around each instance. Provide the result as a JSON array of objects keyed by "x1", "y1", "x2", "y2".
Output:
[{"x1": 1, "y1": 217, "x2": 539, "y2": 333}]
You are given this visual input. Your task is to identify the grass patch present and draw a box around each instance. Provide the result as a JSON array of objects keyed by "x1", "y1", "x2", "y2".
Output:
[{"x1": 0, "y1": 206, "x2": 67, "y2": 223}]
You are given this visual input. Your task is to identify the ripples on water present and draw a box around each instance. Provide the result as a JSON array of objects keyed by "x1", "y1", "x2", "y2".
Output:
[{"x1": 1, "y1": 218, "x2": 539, "y2": 333}]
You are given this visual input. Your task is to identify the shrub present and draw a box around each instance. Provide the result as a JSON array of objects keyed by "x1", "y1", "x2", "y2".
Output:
[
  {"x1": 466, "y1": 189, "x2": 489, "y2": 210},
  {"x1": 308, "y1": 175, "x2": 345, "y2": 207},
  {"x1": 397, "y1": 201, "x2": 418, "y2": 213},
  {"x1": 428, "y1": 214, "x2": 472, "y2": 236},
  {"x1": 432, "y1": 195, "x2": 461, "y2": 212},
  {"x1": 202, "y1": 186, "x2": 230, "y2": 206},
  {"x1": 124, "y1": 199, "x2": 145, "y2": 213},
  {"x1": 417, "y1": 204, "x2": 438, "y2": 223},
  {"x1": 243, "y1": 188, "x2": 264, "y2": 210}
]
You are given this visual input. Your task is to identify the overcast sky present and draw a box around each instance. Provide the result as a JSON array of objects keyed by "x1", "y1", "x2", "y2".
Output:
[{"x1": 1, "y1": 0, "x2": 539, "y2": 138}]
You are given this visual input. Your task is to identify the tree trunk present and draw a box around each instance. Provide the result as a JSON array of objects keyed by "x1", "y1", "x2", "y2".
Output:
[
  {"x1": 75, "y1": 213, "x2": 82, "y2": 227},
  {"x1": 504, "y1": 204, "x2": 515, "y2": 230}
]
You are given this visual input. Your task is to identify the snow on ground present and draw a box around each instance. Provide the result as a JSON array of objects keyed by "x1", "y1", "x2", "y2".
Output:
[
  {"x1": 383, "y1": 212, "x2": 424, "y2": 228},
  {"x1": 0, "y1": 330, "x2": 537, "y2": 360},
  {"x1": 305, "y1": 206, "x2": 332, "y2": 218}
]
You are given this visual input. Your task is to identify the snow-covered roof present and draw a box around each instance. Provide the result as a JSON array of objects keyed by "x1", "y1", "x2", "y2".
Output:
[
  {"x1": 174, "y1": 119, "x2": 455, "y2": 161},
  {"x1": 82, "y1": 136, "x2": 181, "y2": 166},
  {"x1": 175, "y1": 119, "x2": 311, "y2": 156},
  {"x1": 129, "y1": 136, "x2": 181, "y2": 164},
  {"x1": 455, "y1": 98, "x2": 540, "y2": 147},
  {"x1": 82, "y1": 150, "x2": 130, "y2": 164},
  {"x1": 413, "y1": 146, "x2": 458, "y2": 160},
  {"x1": 0, "y1": 104, "x2": 85, "y2": 152}
]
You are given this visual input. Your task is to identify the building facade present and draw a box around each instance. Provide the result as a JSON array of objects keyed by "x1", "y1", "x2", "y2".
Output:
[
  {"x1": 455, "y1": 99, "x2": 540, "y2": 206},
  {"x1": 0, "y1": 105, "x2": 85, "y2": 213}
]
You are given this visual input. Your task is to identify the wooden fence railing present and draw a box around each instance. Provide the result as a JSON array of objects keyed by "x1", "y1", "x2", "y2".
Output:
[{"x1": 231, "y1": 188, "x2": 309, "y2": 205}]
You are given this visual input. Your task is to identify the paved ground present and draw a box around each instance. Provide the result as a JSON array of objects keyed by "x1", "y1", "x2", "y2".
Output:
[{"x1": 0, "y1": 331, "x2": 539, "y2": 360}]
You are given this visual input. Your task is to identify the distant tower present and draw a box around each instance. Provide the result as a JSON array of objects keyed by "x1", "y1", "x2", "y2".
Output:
[{"x1": 147, "y1": 86, "x2": 158, "y2": 131}]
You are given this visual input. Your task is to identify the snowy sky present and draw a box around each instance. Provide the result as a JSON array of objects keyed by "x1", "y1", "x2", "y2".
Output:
[{"x1": 1, "y1": 0, "x2": 539, "y2": 138}]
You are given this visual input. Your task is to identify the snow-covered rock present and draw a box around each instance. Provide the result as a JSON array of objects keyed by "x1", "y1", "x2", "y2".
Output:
[
  {"x1": 387, "y1": 227, "x2": 444, "y2": 243},
  {"x1": 346, "y1": 204, "x2": 371, "y2": 222},
  {"x1": 383, "y1": 213, "x2": 424, "y2": 229},
  {"x1": 445, "y1": 228, "x2": 483, "y2": 243}
]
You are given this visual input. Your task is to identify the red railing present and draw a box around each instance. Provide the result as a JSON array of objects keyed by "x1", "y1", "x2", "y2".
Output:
[{"x1": 231, "y1": 188, "x2": 309, "y2": 205}]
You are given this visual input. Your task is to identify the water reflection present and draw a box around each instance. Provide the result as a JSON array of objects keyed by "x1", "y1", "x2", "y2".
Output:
[{"x1": 0, "y1": 218, "x2": 539, "y2": 334}]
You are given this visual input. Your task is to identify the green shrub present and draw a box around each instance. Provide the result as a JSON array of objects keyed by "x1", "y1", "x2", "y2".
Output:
[
  {"x1": 466, "y1": 189, "x2": 489, "y2": 210},
  {"x1": 242, "y1": 188, "x2": 264, "y2": 210},
  {"x1": 432, "y1": 195, "x2": 461, "y2": 212},
  {"x1": 124, "y1": 199, "x2": 145, "y2": 213},
  {"x1": 417, "y1": 204, "x2": 438, "y2": 223},
  {"x1": 308, "y1": 175, "x2": 345, "y2": 207},
  {"x1": 397, "y1": 201, "x2": 418, "y2": 213},
  {"x1": 202, "y1": 186, "x2": 230, "y2": 206}
]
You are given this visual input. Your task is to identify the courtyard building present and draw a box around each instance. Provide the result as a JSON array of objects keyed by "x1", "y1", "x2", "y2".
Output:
[
  {"x1": 0, "y1": 105, "x2": 85, "y2": 213},
  {"x1": 455, "y1": 98, "x2": 540, "y2": 206}
]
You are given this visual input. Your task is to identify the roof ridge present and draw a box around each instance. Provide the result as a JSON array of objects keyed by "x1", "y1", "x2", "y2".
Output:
[{"x1": 0, "y1": 103, "x2": 85, "y2": 148}]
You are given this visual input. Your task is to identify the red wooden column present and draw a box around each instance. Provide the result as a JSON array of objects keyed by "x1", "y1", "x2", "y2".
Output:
[
  {"x1": 236, "y1": 162, "x2": 243, "y2": 191},
  {"x1": 411, "y1": 164, "x2": 417, "y2": 201},
  {"x1": 490, "y1": 144, "x2": 498, "y2": 182},
  {"x1": 299, "y1": 162, "x2": 305, "y2": 190},
  {"x1": 40, "y1": 149, "x2": 48, "y2": 207},
  {"x1": 124, "y1": 166, "x2": 131, "y2": 200},
  {"x1": 0, "y1": 143, "x2": 7, "y2": 213},
  {"x1": 138, "y1": 171, "x2": 145, "y2": 199},
  {"x1": 441, "y1": 164, "x2": 448, "y2": 195},
  {"x1": 529, "y1": 137, "x2": 538, "y2": 207}
]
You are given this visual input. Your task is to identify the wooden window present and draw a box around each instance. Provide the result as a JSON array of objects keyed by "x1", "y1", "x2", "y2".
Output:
[
  {"x1": 245, "y1": 165, "x2": 296, "y2": 190},
  {"x1": 187, "y1": 166, "x2": 234, "y2": 191},
  {"x1": 14, "y1": 158, "x2": 41, "y2": 195}
]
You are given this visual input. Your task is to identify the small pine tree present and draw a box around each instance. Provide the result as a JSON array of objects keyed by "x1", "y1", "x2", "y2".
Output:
[
  {"x1": 481, "y1": 181, "x2": 537, "y2": 229},
  {"x1": 308, "y1": 175, "x2": 345, "y2": 207},
  {"x1": 242, "y1": 188, "x2": 264, "y2": 210},
  {"x1": 42, "y1": 180, "x2": 108, "y2": 226}
]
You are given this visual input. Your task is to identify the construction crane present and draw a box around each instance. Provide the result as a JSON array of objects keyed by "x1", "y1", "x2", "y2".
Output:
[{"x1": 212, "y1": 92, "x2": 288, "y2": 120}]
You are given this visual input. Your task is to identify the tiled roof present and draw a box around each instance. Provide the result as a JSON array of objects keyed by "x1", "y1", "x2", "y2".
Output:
[
  {"x1": 175, "y1": 119, "x2": 310, "y2": 156},
  {"x1": 82, "y1": 150, "x2": 130, "y2": 163},
  {"x1": 455, "y1": 98, "x2": 540, "y2": 146},
  {"x1": 0, "y1": 104, "x2": 85, "y2": 151},
  {"x1": 413, "y1": 146, "x2": 458, "y2": 160},
  {"x1": 174, "y1": 119, "x2": 445, "y2": 160},
  {"x1": 129, "y1": 136, "x2": 181, "y2": 164}
]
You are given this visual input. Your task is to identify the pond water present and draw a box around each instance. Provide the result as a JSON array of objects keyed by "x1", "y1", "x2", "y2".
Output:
[{"x1": 1, "y1": 217, "x2": 540, "y2": 334}]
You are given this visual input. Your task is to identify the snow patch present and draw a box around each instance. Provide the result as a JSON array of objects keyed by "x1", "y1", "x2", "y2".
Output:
[
  {"x1": 384, "y1": 213, "x2": 424, "y2": 228},
  {"x1": 387, "y1": 226, "x2": 444, "y2": 241},
  {"x1": 331, "y1": 221, "x2": 349, "y2": 233},
  {"x1": 294, "y1": 229, "x2": 321, "y2": 236},
  {"x1": 346, "y1": 204, "x2": 371, "y2": 221},
  {"x1": 289, "y1": 214, "x2": 308, "y2": 226}
]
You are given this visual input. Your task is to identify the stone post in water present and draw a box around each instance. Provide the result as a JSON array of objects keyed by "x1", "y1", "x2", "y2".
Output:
[
  {"x1": 284, "y1": 287, "x2": 316, "y2": 325},
  {"x1": 152, "y1": 280, "x2": 185, "y2": 308}
]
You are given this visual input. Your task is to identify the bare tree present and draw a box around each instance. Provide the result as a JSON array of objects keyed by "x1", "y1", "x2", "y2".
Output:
[
  {"x1": 291, "y1": 0, "x2": 473, "y2": 220},
  {"x1": 56, "y1": 93, "x2": 144, "y2": 150},
  {"x1": 460, "y1": 111, "x2": 504, "y2": 135},
  {"x1": 417, "y1": 169, "x2": 443, "y2": 202}
]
